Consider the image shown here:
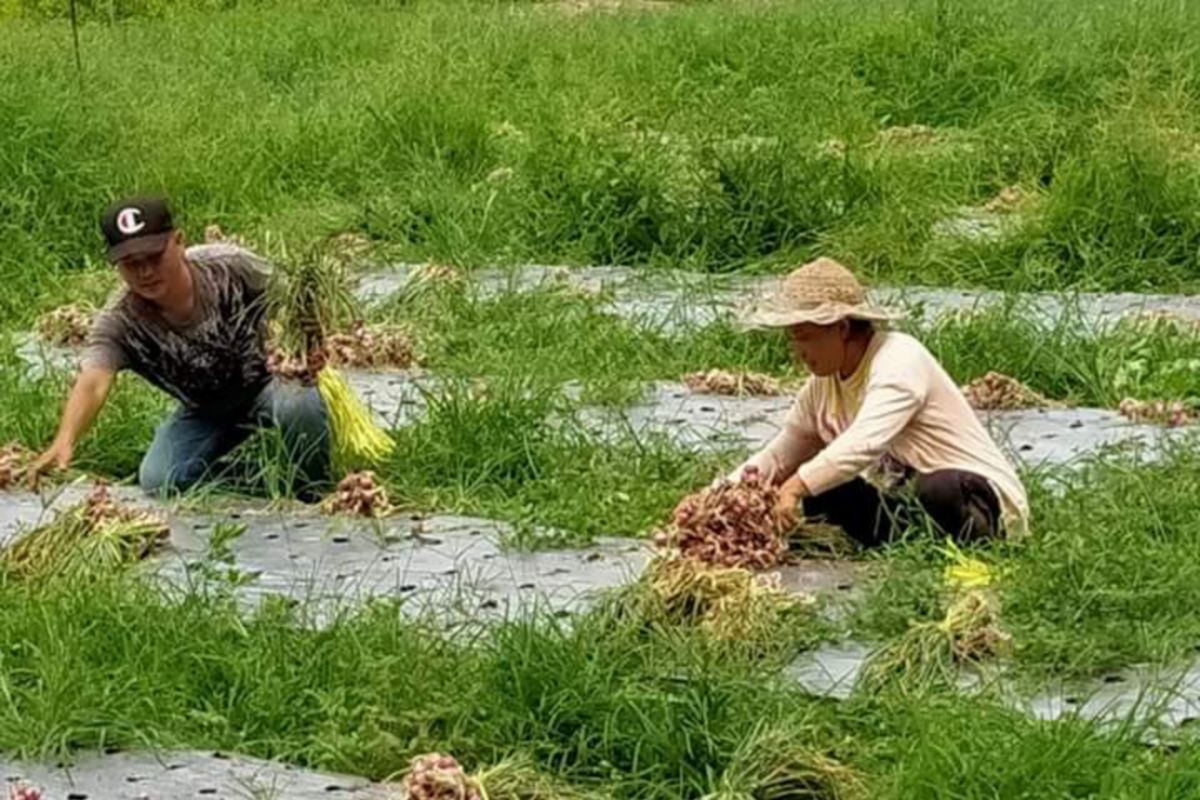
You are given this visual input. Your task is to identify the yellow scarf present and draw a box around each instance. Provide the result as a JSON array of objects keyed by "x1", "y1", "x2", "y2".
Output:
[{"x1": 826, "y1": 334, "x2": 879, "y2": 427}]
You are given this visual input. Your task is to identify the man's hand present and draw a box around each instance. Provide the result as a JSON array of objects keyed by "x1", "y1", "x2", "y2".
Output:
[
  {"x1": 26, "y1": 439, "x2": 73, "y2": 488},
  {"x1": 774, "y1": 474, "x2": 809, "y2": 529},
  {"x1": 26, "y1": 365, "x2": 115, "y2": 489}
]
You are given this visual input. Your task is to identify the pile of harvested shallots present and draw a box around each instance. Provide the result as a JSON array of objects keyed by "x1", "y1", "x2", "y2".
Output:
[
  {"x1": 860, "y1": 545, "x2": 1011, "y2": 693},
  {"x1": 402, "y1": 753, "x2": 482, "y2": 800},
  {"x1": 683, "y1": 369, "x2": 784, "y2": 397},
  {"x1": 267, "y1": 322, "x2": 416, "y2": 380},
  {"x1": 0, "y1": 443, "x2": 31, "y2": 489},
  {"x1": 1118, "y1": 398, "x2": 1196, "y2": 427},
  {"x1": 36, "y1": 303, "x2": 93, "y2": 348},
  {"x1": 960, "y1": 372, "x2": 1058, "y2": 411},
  {"x1": 321, "y1": 470, "x2": 393, "y2": 517},
  {"x1": 398, "y1": 752, "x2": 591, "y2": 800},
  {"x1": 325, "y1": 321, "x2": 417, "y2": 370},
  {"x1": 653, "y1": 466, "x2": 789, "y2": 570},
  {"x1": 7, "y1": 783, "x2": 43, "y2": 800}
]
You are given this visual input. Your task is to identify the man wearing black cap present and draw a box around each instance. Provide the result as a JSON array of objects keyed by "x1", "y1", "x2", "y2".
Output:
[{"x1": 28, "y1": 195, "x2": 330, "y2": 496}]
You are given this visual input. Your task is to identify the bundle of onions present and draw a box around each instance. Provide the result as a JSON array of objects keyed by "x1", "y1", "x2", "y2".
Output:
[
  {"x1": 0, "y1": 443, "x2": 31, "y2": 489},
  {"x1": 320, "y1": 471, "x2": 393, "y2": 518},
  {"x1": 960, "y1": 372, "x2": 1059, "y2": 411},
  {"x1": 398, "y1": 753, "x2": 595, "y2": 800},
  {"x1": 642, "y1": 556, "x2": 810, "y2": 642},
  {"x1": 1118, "y1": 398, "x2": 1195, "y2": 428},
  {"x1": 402, "y1": 754, "x2": 482, "y2": 800},
  {"x1": 654, "y1": 466, "x2": 789, "y2": 571},
  {"x1": 939, "y1": 588, "x2": 1012, "y2": 663},
  {"x1": 859, "y1": 547, "x2": 1011, "y2": 694},
  {"x1": 703, "y1": 727, "x2": 866, "y2": 800},
  {"x1": 266, "y1": 245, "x2": 395, "y2": 472},
  {"x1": 325, "y1": 321, "x2": 417, "y2": 370},
  {"x1": 36, "y1": 303, "x2": 93, "y2": 348},
  {"x1": 411, "y1": 263, "x2": 465, "y2": 287},
  {"x1": 0, "y1": 482, "x2": 169, "y2": 582},
  {"x1": 683, "y1": 369, "x2": 784, "y2": 397}
]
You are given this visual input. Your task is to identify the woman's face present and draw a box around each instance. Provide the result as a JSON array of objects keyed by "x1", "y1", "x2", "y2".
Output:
[{"x1": 787, "y1": 321, "x2": 851, "y2": 376}]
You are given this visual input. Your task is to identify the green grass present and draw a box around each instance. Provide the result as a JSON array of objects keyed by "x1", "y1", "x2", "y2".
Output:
[
  {"x1": 912, "y1": 302, "x2": 1200, "y2": 407},
  {"x1": 7, "y1": 0, "x2": 1200, "y2": 787},
  {"x1": 849, "y1": 444, "x2": 1200, "y2": 681},
  {"x1": 0, "y1": 349, "x2": 736, "y2": 544},
  {"x1": 376, "y1": 376, "x2": 732, "y2": 546},
  {"x1": 6, "y1": 280, "x2": 1199, "y2": 547},
  {"x1": 2, "y1": 569, "x2": 1200, "y2": 798},
  {"x1": 9, "y1": 323, "x2": 1200, "y2": 680},
  {"x1": 375, "y1": 280, "x2": 1200, "y2": 409},
  {"x1": 372, "y1": 279, "x2": 796, "y2": 405},
  {"x1": 7, "y1": 0, "x2": 1200, "y2": 328}
]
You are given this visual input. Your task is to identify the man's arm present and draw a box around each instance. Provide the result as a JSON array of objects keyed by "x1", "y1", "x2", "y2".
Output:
[{"x1": 27, "y1": 366, "x2": 116, "y2": 484}]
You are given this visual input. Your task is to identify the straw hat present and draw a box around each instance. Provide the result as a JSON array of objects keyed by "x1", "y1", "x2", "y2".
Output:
[{"x1": 737, "y1": 257, "x2": 903, "y2": 329}]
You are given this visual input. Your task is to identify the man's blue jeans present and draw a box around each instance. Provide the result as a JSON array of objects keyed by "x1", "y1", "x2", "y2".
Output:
[{"x1": 139, "y1": 379, "x2": 330, "y2": 497}]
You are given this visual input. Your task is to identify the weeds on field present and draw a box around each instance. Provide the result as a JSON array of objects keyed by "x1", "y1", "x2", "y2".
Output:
[
  {"x1": 8, "y1": 0, "x2": 1200, "y2": 329},
  {"x1": 0, "y1": 564, "x2": 1197, "y2": 796},
  {"x1": 850, "y1": 443, "x2": 1200, "y2": 680}
]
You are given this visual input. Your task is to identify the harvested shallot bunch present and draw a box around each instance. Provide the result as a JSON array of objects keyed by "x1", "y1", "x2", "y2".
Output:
[
  {"x1": 321, "y1": 470, "x2": 392, "y2": 517},
  {"x1": 402, "y1": 754, "x2": 482, "y2": 800},
  {"x1": 859, "y1": 587, "x2": 1011, "y2": 694},
  {"x1": 654, "y1": 466, "x2": 790, "y2": 570},
  {"x1": 0, "y1": 482, "x2": 169, "y2": 582},
  {"x1": 642, "y1": 556, "x2": 809, "y2": 642},
  {"x1": 1118, "y1": 398, "x2": 1196, "y2": 428},
  {"x1": 78, "y1": 482, "x2": 167, "y2": 537},
  {"x1": 706, "y1": 727, "x2": 867, "y2": 800},
  {"x1": 683, "y1": 369, "x2": 784, "y2": 397},
  {"x1": 399, "y1": 752, "x2": 594, "y2": 800},
  {"x1": 36, "y1": 303, "x2": 93, "y2": 348},
  {"x1": 266, "y1": 345, "x2": 326, "y2": 385},
  {"x1": 961, "y1": 372, "x2": 1058, "y2": 411}
]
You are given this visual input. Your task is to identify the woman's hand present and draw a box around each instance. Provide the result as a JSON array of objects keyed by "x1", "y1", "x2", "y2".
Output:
[{"x1": 774, "y1": 474, "x2": 809, "y2": 528}]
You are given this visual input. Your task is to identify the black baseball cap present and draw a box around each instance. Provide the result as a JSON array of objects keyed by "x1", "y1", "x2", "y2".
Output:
[{"x1": 100, "y1": 194, "x2": 175, "y2": 263}]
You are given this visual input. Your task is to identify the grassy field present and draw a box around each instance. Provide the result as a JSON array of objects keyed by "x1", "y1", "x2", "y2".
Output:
[
  {"x1": 4, "y1": 570, "x2": 1200, "y2": 798},
  {"x1": 6, "y1": 0, "x2": 1200, "y2": 325},
  {"x1": 5, "y1": 0, "x2": 1200, "y2": 796}
]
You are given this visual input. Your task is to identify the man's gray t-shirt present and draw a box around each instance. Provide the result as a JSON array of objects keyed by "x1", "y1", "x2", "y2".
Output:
[{"x1": 82, "y1": 243, "x2": 274, "y2": 420}]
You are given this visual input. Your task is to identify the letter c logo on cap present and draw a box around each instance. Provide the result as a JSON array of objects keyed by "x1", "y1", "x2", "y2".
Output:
[{"x1": 116, "y1": 207, "x2": 145, "y2": 235}]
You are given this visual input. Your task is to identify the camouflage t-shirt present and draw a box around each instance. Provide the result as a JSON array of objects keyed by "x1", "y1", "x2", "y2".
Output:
[{"x1": 82, "y1": 243, "x2": 274, "y2": 420}]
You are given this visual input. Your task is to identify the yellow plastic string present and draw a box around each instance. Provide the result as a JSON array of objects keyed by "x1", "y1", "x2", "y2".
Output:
[
  {"x1": 938, "y1": 538, "x2": 996, "y2": 589},
  {"x1": 317, "y1": 368, "x2": 395, "y2": 471}
]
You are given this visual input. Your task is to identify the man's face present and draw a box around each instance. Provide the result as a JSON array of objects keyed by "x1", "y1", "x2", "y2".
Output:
[
  {"x1": 116, "y1": 231, "x2": 185, "y2": 302},
  {"x1": 787, "y1": 321, "x2": 849, "y2": 377}
]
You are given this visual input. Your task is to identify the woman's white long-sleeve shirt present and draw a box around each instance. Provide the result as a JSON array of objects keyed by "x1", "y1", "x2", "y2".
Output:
[{"x1": 731, "y1": 331, "x2": 1030, "y2": 537}]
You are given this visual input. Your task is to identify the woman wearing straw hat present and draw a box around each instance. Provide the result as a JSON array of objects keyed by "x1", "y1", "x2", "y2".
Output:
[{"x1": 722, "y1": 257, "x2": 1029, "y2": 545}]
